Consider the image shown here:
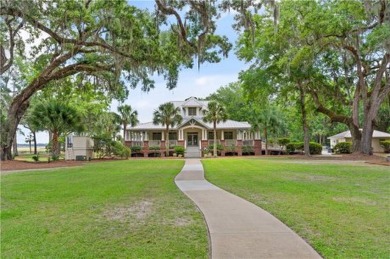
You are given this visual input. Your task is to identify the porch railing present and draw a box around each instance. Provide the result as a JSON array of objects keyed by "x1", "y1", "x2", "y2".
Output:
[
  {"x1": 224, "y1": 139, "x2": 236, "y2": 146},
  {"x1": 208, "y1": 140, "x2": 221, "y2": 145},
  {"x1": 169, "y1": 140, "x2": 177, "y2": 148},
  {"x1": 131, "y1": 141, "x2": 143, "y2": 147},
  {"x1": 149, "y1": 140, "x2": 161, "y2": 147},
  {"x1": 243, "y1": 140, "x2": 254, "y2": 146}
]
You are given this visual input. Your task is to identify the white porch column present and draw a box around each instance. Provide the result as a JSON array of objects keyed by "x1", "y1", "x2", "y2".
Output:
[
  {"x1": 237, "y1": 130, "x2": 242, "y2": 140},
  {"x1": 179, "y1": 129, "x2": 184, "y2": 141},
  {"x1": 255, "y1": 130, "x2": 261, "y2": 140},
  {"x1": 144, "y1": 131, "x2": 149, "y2": 141},
  {"x1": 221, "y1": 130, "x2": 224, "y2": 140},
  {"x1": 161, "y1": 131, "x2": 165, "y2": 141}
]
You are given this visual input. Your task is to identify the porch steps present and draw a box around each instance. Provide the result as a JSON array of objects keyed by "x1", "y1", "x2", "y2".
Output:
[{"x1": 185, "y1": 146, "x2": 201, "y2": 158}]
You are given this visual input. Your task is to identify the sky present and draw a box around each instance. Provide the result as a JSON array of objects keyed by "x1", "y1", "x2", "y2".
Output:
[{"x1": 17, "y1": 1, "x2": 248, "y2": 144}]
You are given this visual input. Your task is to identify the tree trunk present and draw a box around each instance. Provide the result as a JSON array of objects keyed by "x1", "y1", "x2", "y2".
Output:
[
  {"x1": 264, "y1": 128, "x2": 268, "y2": 155},
  {"x1": 33, "y1": 131, "x2": 37, "y2": 154},
  {"x1": 122, "y1": 122, "x2": 127, "y2": 143},
  {"x1": 12, "y1": 132, "x2": 18, "y2": 157},
  {"x1": 299, "y1": 82, "x2": 310, "y2": 156},
  {"x1": 29, "y1": 137, "x2": 32, "y2": 153},
  {"x1": 1, "y1": 99, "x2": 30, "y2": 160},
  {"x1": 361, "y1": 121, "x2": 374, "y2": 155},
  {"x1": 213, "y1": 121, "x2": 217, "y2": 157},
  {"x1": 166, "y1": 126, "x2": 170, "y2": 157},
  {"x1": 52, "y1": 131, "x2": 59, "y2": 157}
]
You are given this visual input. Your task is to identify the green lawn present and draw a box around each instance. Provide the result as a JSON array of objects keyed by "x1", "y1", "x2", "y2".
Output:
[
  {"x1": 202, "y1": 158, "x2": 390, "y2": 258},
  {"x1": 1, "y1": 160, "x2": 208, "y2": 258}
]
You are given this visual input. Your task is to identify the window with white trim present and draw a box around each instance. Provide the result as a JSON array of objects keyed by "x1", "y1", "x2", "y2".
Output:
[{"x1": 188, "y1": 107, "x2": 197, "y2": 116}]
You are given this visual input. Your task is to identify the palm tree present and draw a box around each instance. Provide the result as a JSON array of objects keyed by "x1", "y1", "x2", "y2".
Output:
[
  {"x1": 203, "y1": 101, "x2": 228, "y2": 157},
  {"x1": 118, "y1": 104, "x2": 139, "y2": 143},
  {"x1": 29, "y1": 101, "x2": 84, "y2": 157},
  {"x1": 251, "y1": 107, "x2": 286, "y2": 155},
  {"x1": 153, "y1": 102, "x2": 183, "y2": 156}
]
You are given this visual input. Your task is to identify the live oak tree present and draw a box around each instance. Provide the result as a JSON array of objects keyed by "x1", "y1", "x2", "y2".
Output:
[
  {"x1": 0, "y1": 0, "x2": 231, "y2": 160},
  {"x1": 207, "y1": 82, "x2": 254, "y2": 123},
  {"x1": 236, "y1": 0, "x2": 389, "y2": 155}
]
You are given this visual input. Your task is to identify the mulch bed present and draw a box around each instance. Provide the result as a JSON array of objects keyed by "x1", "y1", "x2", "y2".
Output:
[{"x1": 1, "y1": 160, "x2": 87, "y2": 172}]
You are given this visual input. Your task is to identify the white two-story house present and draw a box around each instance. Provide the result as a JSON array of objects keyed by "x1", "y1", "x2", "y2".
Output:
[{"x1": 125, "y1": 97, "x2": 262, "y2": 157}]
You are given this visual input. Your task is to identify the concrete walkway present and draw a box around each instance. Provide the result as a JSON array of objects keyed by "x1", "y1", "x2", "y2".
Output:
[{"x1": 175, "y1": 159, "x2": 322, "y2": 259}]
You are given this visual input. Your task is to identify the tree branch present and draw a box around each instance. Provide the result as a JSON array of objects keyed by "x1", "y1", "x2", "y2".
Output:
[
  {"x1": 0, "y1": 18, "x2": 24, "y2": 75},
  {"x1": 0, "y1": 7, "x2": 139, "y2": 63},
  {"x1": 155, "y1": 0, "x2": 197, "y2": 50},
  {"x1": 310, "y1": 89, "x2": 352, "y2": 124}
]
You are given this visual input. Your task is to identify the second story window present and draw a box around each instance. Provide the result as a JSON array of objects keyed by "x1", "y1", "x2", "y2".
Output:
[{"x1": 188, "y1": 107, "x2": 197, "y2": 116}]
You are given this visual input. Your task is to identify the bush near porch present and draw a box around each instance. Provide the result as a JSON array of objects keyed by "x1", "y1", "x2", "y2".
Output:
[{"x1": 379, "y1": 140, "x2": 390, "y2": 153}]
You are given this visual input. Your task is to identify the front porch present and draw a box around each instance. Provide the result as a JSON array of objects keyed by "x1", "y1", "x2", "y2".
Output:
[{"x1": 125, "y1": 129, "x2": 262, "y2": 157}]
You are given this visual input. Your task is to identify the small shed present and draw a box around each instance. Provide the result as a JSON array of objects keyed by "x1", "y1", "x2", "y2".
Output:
[
  {"x1": 65, "y1": 135, "x2": 94, "y2": 160},
  {"x1": 328, "y1": 130, "x2": 390, "y2": 153}
]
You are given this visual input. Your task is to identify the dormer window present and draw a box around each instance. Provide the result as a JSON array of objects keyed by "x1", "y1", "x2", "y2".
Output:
[{"x1": 188, "y1": 107, "x2": 197, "y2": 116}]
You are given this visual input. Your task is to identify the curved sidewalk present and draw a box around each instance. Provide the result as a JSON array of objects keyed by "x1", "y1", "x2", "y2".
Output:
[{"x1": 175, "y1": 159, "x2": 322, "y2": 259}]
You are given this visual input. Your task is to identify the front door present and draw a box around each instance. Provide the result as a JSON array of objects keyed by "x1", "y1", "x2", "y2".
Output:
[{"x1": 187, "y1": 133, "x2": 198, "y2": 146}]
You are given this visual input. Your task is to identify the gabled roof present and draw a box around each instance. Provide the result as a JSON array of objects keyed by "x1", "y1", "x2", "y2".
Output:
[
  {"x1": 179, "y1": 118, "x2": 209, "y2": 129},
  {"x1": 127, "y1": 118, "x2": 251, "y2": 131},
  {"x1": 182, "y1": 97, "x2": 207, "y2": 107},
  {"x1": 171, "y1": 96, "x2": 208, "y2": 109},
  {"x1": 328, "y1": 130, "x2": 390, "y2": 139}
]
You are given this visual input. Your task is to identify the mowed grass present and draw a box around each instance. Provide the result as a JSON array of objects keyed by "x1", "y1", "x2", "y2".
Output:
[
  {"x1": 1, "y1": 160, "x2": 208, "y2": 258},
  {"x1": 202, "y1": 158, "x2": 390, "y2": 258}
]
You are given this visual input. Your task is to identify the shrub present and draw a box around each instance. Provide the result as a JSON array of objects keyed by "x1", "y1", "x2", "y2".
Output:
[
  {"x1": 225, "y1": 144, "x2": 236, "y2": 152},
  {"x1": 32, "y1": 153, "x2": 40, "y2": 162},
  {"x1": 130, "y1": 146, "x2": 142, "y2": 153},
  {"x1": 208, "y1": 144, "x2": 223, "y2": 151},
  {"x1": 174, "y1": 146, "x2": 185, "y2": 156},
  {"x1": 277, "y1": 138, "x2": 290, "y2": 149},
  {"x1": 112, "y1": 141, "x2": 131, "y2": 159},
  {"x1": 149, "y1": 146, "x2": 160, "y2": 151},
  {"x1": 286, "y1": 142, "x2": 321, "y2": 154},
  {"x1": 242, "y1": 145, "x2": 254, "y2": 154},
  {"x1": 309, "y1": 142, "x2": 322, "y2": 155},
  {"x1": 286, "y1": 143, "x2": 296, "y2": 154},
  {"x1": 286, "y1": 142, "x2": 304, "y2": 154},
  {"x1": 379, "y1": 140, "x2": 390, "y2": 153},
  {"x1": 207, "y1": 143, "x2": 224, "y2": 156},
  {"x1": 51, "y1": 154, "x2": 60, "y2": 161},
  {"x1": 334, "y1": 142, "x2": 352, "y2": 154}
]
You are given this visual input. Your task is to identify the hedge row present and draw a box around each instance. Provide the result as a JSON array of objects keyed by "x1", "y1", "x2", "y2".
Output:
[
  {"x1": 286, "y1": 142, "x2": 322, "y2": 155},
  {"x1": 334, "y1": 142, "x2": 352, "y2": 154},
  {"x1": 380, "y1": 140, "x2": 390, "y2": 153}
]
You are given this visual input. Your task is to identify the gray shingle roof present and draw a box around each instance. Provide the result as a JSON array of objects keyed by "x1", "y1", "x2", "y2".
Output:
[
  {"x1": 128, "y1": 118, "x2": 251, "y2": 130},
  {"x1": 328, "y1": 130, "x2": 390, "y2": 139}
]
